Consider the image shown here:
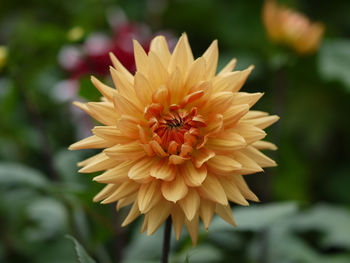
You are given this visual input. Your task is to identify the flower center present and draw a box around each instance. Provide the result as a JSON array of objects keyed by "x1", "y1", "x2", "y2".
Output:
[{"x1": 145, "y1": 103, "x2": 206, "y2": 156}]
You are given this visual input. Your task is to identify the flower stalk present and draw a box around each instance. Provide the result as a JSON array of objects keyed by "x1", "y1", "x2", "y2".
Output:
[{"x1": 161, "y1": 217, "x2": 172, "y2": 263}]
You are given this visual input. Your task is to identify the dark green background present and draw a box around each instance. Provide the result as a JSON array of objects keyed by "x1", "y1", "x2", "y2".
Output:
[{"x1": 1, "y1": 0, "x2": 350, "y2": 262}]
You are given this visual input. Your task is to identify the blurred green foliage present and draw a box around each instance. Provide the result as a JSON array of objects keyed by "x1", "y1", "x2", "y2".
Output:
[{"x1": 0, "y1": 0, "x2": 350, "y2": 262}]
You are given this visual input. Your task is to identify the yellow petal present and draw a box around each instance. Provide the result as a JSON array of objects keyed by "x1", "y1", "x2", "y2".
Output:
[
  {"x1": 183, "y1": 57, "x2": 207, "y2": 97},
  {"x1": 168, "y1": 34, "x2": 190, "y2": 75},
  {"x1": 92, "y1": 126, "x2": 134, "y2": 144},
  {"x1": 206, "y1": 155, "x2": 242, "y2": 176},
  {"x1": 161, "y1": 175, "x2": 188, "y2": 202},
  {"x1": 85, "y1": 102, "x2": 117, "y2": 125},
  {"x1": 128, "y1": 157, "x2": 155, "y2": 183},
  {"x1": 232, "y1": 92, "x2": 263, "y2": 108},
  {"x1": 149, "y1": 35, "x2": 171, "y2": 68},
  {"x1": 191, "y1": 148, "x2": 215, "y2": 168},
  {"x1": 201, "y1": 91, "x2": 233, "y2": 115},
  {"x1": 232, "y1": 175, "x2": 259, "y2": 202},
  {"x1": 138, "y1": 179, "x2": 162, "y2": 213},
  {"x1": 171, "y1": 205, "x2": 185, "y2": 240},
  {"x1": 134, "y1": 72, "x2": 154, "y2": 106},
  {"x1": 218, "y1": 58, "x2": 237, "y2": 75},
  {"x1": 147, "y1": 199, "x2": 172, "y2": 235},
  {"x1": 93, "y1": 160, "x2": 135, "y2": 183},
  {"x1": 69, "y1": 135, "x2": 113, "y2": 150},
  {"x1": 121, "y1": 201, "x2": 140, "y2": 227},
  {"x1": 91, "y1": 76, "x2": 116, "y2": 101},
  {"x1": 110, "y1": 67, "x2": 139, "y2": 106},
  {"x1": 206, "y1": 132, "x2": 246, "y2": 153},
  {"x1": 150, "y1": 159, "x2": 176, "y2": 181},
  {"x1": 202, "y1": 39, "x2": 218, "y2": 79},
  {"x1": 251, "y1": 140, "x2": 278, "y2": 151},
  {"x1": 241, "y1": 146, "x2": 277, "y2": 168},
  {"x1": 109, "y1": 52, "x2": 134, "y2": 84},
  {"x1": 93, "y1": 184, "x2": 118, "y2": 202},
  {"x1": 101, "y1": 180, "x2": 139, "y2": 204},
  {"x1": 242, "y1": 115, "x2": 280, "y2": 129},
  {"x1": 223, "y1": 104, "x2": 249, "y2": 129},
  {"x1": 242, "y1": 110, "x2": 269, "y2": 120},
  {"x1": 133, "y1": 39, "x2": 148, "y2": 75},
  {"x1": 78, "y1": 153, "x2": 121, "y2": 173},
  {"x1": 199, "y1": 199, "x2": 216, "y2": 230},
  {"x1": 166, "y1": 67, "x2": 183, "y2": 104},
  {"x1": 182, "y1": 161, "x2": 207, "y2": 187},
  {"x1": 198, "y1": 175, "x2": 228, "y2": 206},
  {"x1": 231, "y1": 151, "x2": 263, "y2": 175},
  {"x1": 215, "y1": 204, "x2": 237, "y2": 226},
  {"x1": 178, "y1": 188, "x2": 200, "y2": 221},
  {"x1": 104, "y1": 141, "x2": 145, "y2": 161},
  {"x1": 117, "y1": 115, "x2": 142, "y2": 138},
  {"x1": 113, "y1": 93, "x2": 142, "y2": 118},
  {"x1": 231, "y1": 123, "x2": 266, "y2": 144},
  {"x1": 218, "y1": 176, "x2": 249, "y2": 206},
  {"x1": 116, "y1": 193, "x2": 137, "y2": 211},
  {"x1": 147, "y1": 51, "x2": 168, "y2": 90},
  {"x1": 184, "y1": 213, "x2": 199, "y2": 246},
  {"x1": 152, "y1": 86, "x2": 169, "y2": 106}
]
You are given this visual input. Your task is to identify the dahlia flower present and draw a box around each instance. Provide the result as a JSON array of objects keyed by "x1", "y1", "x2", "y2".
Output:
[
  {"x1": 262, "y1": 0, "x2": 324, "y2": 55},
  {"x1": 69, "y1": 34, "x2": 278, "y2": 245}
]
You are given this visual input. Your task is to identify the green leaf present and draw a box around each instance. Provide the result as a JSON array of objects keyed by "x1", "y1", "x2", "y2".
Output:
[
  {"x1": 0, "y1": 162, "x2": 48, "y2": 188},
  {"x1": 319, "y1": 39, "x2": 350, "y2": 92},
  {"x1": 66, "y1": 235, "x2": 96, "y2": 263},
  {"x1": 210, "y1": 202, "x2": 298, "y2": 232},
  {"x1": 25, "y1": 197, "x2": 68, "y2": 241}
]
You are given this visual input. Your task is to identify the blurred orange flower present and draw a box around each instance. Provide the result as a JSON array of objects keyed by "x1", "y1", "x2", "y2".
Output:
[
  {"x1": 69, "y1": 34, "x2": 278, "y2": 245},
  {"x1": 262, "y1": 0, "x2": 325, "y2": 55}
]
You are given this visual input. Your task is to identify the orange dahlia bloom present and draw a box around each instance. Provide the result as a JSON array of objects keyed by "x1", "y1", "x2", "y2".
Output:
[
  {"x1": 69, "y1": 34, "x2": 278, "y2": 245},
  {"x1": 262, "y1": 0, "x2": 325, "y2": 55}
]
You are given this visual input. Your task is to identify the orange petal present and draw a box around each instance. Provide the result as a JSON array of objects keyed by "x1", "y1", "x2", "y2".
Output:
[
  {"x1": 215, "y1": 204, "x2": 237, "y2": 226},
  {"x1": 168, "y1": 155, "x2": 189, "y2": 165},
  {"x1": 178, "y1": 188, "x2": 200, "y2": 221},
  {"x1": 150, "y1": 159, "x2": 176, "y2": 181},
  {"x1": 93, "y1": 184, "x2": 118, "y2": 202},
  {"x1": 218, "y1": 176, "x2": 249, "y2": 206},
  {"x1": 121, "y1": 201, "x2": 141, "y2": 227},
  {"x1": 93, "y1": 160, "x2": 135, "y2": 184},
  {"x1": 161, "y1": 175, "x2": 188, "y2": 202},
  {"x1": 69, "y1": 135, "x2": 114, "y2": 150},
  {"x1": 138, "y1": 180, "x2": 162, "y2": 213},
  {"x1": 191, "y1": 148, "x2": 215, "y2": 168},
  {"x1": 199, "y1": 199, "x2": 216, "y2": 230},
  {"x1": 101, "y1": 180, "x2": 139, "y2": 204},
  {"x1": 184, "y1": 213, "x2": 199, "y2": 246},
  {"x1": 198, "y1": 175, "x2": 228, "y2": 206},
  {"x1": 146, "y1": 199, "x2": 173, "y2": 235},
  {"x1": 128, "y1": 157, "x2": 155, "y2": 183},
  {"x1": 182, "y1": 161, "x2": 207, "y2": 187},
  {"x1": 171, "y1": 205, "x2": 185, "y2": 240},
  {"x1": 206, "y1": 155, "x2": 242, "y2": 176},
  {"x1": 104, "y1": 141, "x2": 145, "y2": 161},
  {"x1": 78, "y1": 153, "x2": 122, "y2": 173}
]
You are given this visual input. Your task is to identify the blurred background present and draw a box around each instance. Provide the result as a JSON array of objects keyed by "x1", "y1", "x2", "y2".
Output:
[{"x1": 0, "y1": 0, "x2": 350, "y2": 262}]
